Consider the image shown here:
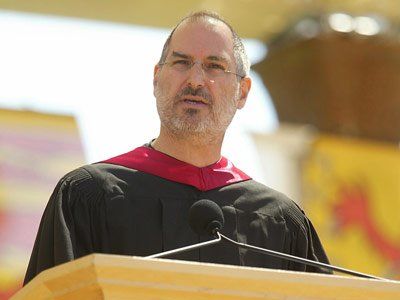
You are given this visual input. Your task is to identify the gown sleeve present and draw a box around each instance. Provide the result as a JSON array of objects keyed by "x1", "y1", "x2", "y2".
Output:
[
  {"x1": 302, "y1": 217, "x2": 331, "y2": 273},
  {"x1": 287, "y1": 208, "x2": 332, "y2": 273},
  {"x1": 23, "y1": 167, "x2": 96, "y2": 285}
]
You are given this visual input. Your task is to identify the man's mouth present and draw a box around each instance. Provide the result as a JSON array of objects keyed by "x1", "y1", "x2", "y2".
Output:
[{"x1": 182, "y1": 97, "x2": 209, "y2": 105}]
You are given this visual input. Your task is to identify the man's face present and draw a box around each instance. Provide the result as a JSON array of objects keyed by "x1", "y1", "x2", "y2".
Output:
[{"x1": 153, "y1": 19, "x2": 250, "y2": 139}]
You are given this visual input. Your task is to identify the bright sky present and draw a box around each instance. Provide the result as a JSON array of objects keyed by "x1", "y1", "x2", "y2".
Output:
[{"x1": 0, "y1": 10, "x2": 278, "y2": 182}]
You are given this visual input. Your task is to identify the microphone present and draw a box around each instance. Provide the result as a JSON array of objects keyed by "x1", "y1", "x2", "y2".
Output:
[
  {"x1": 147, "y1": 199, "x2": 385, "y2": 280},
  {"x1": 188, "y1": 199, "x2": 224, "y2": 236},
  {"x1": 146, "y1": 199, "x2": 223, "y2": 259}
]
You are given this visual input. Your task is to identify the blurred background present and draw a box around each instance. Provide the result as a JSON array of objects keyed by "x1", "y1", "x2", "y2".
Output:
[{"x1": 0, "y1": 0, "x2": 399, "y2": 297}]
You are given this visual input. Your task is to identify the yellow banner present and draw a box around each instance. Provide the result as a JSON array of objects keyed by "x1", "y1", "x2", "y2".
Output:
[{"x1": 303, "y1": 135, "x2": 400, "y2": 279}]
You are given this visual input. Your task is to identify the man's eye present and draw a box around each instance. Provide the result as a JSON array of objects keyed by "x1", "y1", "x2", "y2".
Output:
[{"x1": 206, "y1": 63, "x2": 225, "y2": 71}]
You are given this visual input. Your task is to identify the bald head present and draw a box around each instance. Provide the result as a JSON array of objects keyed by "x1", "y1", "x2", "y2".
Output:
[{"x1": 158, "y1": 11, "x2": 250, "y2": 78}]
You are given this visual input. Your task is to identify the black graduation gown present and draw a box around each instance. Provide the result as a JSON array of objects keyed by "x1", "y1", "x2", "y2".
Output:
[{"x1": 24, "y1": 161, "x2": 331, "y2": 285}]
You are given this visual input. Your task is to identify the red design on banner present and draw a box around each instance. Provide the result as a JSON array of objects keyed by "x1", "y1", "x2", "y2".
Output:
[{"x1": 333, "y1": 185, "x2": 400, "y2": 264}]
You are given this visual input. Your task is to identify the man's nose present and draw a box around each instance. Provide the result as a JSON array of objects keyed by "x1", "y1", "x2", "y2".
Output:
[{"x1": 186, "y1": 61, "x2": 206, "y2": 87}]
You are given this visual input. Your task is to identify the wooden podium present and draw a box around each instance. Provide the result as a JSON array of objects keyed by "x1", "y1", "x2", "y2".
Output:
[{"x1": 12, "y1": 254, "x2": 400, "y2": 299}]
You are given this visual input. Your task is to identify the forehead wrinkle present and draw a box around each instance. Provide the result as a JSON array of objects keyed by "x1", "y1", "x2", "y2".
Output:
[{"x1": 171, "y1": 51, "x2": 230, "y2": 65}]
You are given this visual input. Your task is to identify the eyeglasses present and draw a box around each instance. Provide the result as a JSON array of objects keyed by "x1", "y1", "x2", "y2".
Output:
[{"x1": 159, "y1": 59, "x2": 245, "y2": 79}]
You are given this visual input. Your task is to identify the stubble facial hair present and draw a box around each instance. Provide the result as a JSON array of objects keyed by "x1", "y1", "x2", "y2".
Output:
[{"x1": 155, "y1": 85, "x2": 239, "y2": 145}]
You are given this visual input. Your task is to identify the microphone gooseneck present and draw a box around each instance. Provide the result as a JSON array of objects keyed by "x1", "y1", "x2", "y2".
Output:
[{"x1": 214, "y1": 232, "x2": 385, "y2": 280}]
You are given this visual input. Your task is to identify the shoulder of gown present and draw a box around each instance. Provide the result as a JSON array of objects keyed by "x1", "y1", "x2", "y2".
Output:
[{"x1": 23, "y1": 164, "x2": 127, "y2": 285}]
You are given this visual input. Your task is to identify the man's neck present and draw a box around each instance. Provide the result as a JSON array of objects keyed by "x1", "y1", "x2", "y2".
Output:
[{"x1": 152, "y1": 129, "x2": 224, "y2": 168}]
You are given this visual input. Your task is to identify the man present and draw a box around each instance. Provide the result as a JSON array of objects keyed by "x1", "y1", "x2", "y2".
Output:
[{"x1": 24, "y1": 11, "x2": 330, "y2": 285}]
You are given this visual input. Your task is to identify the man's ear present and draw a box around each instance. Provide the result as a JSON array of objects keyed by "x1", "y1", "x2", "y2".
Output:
[
  {"x1": 236, "y1": 77, "x2": 251, "y2": 109},
  {"x1": 153, "y1": 64, "x2": 160, "y2": 88}
]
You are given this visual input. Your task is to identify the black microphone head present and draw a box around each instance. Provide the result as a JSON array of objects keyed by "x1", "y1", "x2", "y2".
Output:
[{"x1": 189, "y1": 199, "x2": 224, "y2": 236}]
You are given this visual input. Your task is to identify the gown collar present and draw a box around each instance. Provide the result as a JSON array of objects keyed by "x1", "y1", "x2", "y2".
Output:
[{"x1": 101, "y1": 145, "x2": 251, "y2": 191}]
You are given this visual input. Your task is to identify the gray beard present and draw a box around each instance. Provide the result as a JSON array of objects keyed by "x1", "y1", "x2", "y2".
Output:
[
  {"x1": 159, "y1": 107, "x2": 223, "y2": 145},
  {"x1": 155, "y1": 88, "x2": 239, "y2": 145}
]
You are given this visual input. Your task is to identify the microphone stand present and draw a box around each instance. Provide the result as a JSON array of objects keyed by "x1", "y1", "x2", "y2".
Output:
[
  {"x1": 146, "y1": 231, "x2": 385, "y2": 281},
  {"x1": 216, "y1": 232, "x2": 385, "y2": 280},
  {"x1": 146, "y1": 234, "x2": 222, "y2": 259}
]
